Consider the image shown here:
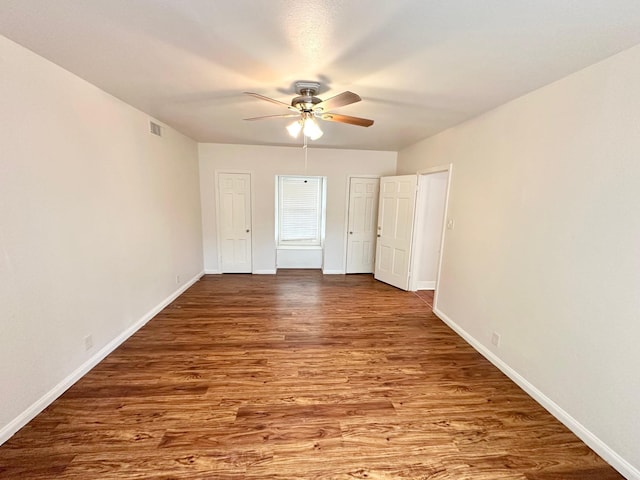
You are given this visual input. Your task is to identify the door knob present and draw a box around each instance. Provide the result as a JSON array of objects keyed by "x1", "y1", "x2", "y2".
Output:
[
  {"x1": 377, "y1": 234, "x2": 381, "y2": 237},
  {"x1": 246, "y1": 229, "x2": 250, "y2": 233},
  {"x1": 349, "y1": 231, "x2": 353, "y2": 235}
]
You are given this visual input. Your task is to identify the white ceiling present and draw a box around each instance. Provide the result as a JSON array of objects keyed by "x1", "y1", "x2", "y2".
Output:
[{"x1": 3, "y1": 0, "x2": 640, "y2": 151}]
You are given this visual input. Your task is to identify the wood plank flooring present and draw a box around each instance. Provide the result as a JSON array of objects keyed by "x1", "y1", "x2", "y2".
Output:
[{"x1": 0, "y1": 271, "x2": 623, "y2": 479}]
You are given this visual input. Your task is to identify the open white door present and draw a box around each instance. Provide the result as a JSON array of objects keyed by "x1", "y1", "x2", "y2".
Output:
[
  {"x1": 346, "y1": 177, "x2": 380, "y2": 273},
  {"x1": 374, "y1": 175, "x2": 417, "y2": 290},
  {"x1": 217, "y1": 173, "x2": 252, "y2": 273}
]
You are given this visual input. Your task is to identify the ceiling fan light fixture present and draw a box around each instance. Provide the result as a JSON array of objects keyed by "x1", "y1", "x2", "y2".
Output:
[
  {"x1": 286, "y1": 120, "x2": 302, "y2": 138},
  {"x1": 245, "y1": 83, "x2": 372, "y2": 142},
  {"x1": 303, "y1": 117, "x2": 323, "y2": 140}
]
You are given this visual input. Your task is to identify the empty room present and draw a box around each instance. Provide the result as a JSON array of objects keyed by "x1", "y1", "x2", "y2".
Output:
[{"x1": 1, "y1": 1, "x2": 640, "y2": 478}]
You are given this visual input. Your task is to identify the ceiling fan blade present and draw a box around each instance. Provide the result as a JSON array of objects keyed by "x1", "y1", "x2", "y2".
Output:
[
  {"x1": 244, "y1": 92, "x2": 299, "y2": 112},
  {"x1": 320, "y1": 113, "x2": 374, "y2": 127},
  {"x1": 314, "y1": 91, "x2": 361, "y2": 111},
  {"x1": 244, "y1": 114, "x2": 300, "y2": 121}
]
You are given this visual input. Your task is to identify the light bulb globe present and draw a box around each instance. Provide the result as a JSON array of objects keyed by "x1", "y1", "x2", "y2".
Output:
[
  {"x1": 286, "y1": 120, "x2": 302, "y2": 138},
  {"x1": 303, "y1": 118, "x2": 323, "y2": 140}
]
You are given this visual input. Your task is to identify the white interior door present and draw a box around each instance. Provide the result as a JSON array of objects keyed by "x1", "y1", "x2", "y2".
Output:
[
  {"x1": 374, "y1": 175, "x2": 418, "y2": 290},
  {"x1": 346, "y1": 177, "x2": 380, "y2": 273},
  {"x1": 218, "y1": 173, "x2": 252, "y2": 273}
]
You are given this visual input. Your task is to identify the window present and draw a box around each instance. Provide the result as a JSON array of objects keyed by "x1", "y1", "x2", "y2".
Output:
[{"x1": 277, "y1": 176, "x2": 326, "y2": 247}]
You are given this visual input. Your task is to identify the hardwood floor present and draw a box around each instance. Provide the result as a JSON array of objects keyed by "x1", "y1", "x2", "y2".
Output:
[
  {"x1": 0, "y1": 271, "x2": 623, "y2": 479},
  {"x1": 415, "y1": 289, "x2": 434, "y2": 308}
]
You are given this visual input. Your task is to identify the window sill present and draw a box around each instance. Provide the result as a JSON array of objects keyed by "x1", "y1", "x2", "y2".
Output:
[{"x1": 277, "y1": 245, "x2": 323, "y2": 250}]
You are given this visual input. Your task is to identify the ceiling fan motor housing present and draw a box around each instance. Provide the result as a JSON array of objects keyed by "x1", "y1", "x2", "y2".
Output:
[{"x1": 292, "y1": 81, "x2": 322, "y2": 111}]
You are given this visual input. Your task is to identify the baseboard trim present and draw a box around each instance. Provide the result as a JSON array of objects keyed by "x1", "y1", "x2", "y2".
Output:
[
  {"x1": 253, "y1": 269, "x2": 277, "y2": 274},
  {"x1": 204, "y1": 269, "x2": 221, "y2": 274},
  {"x1": 416, "y1": 280, "x2": 436, "y2": 290},
  {"x1": 322, "y1": 269, "x2": 345, "y2": 275},
  {"x1": 0, "y1": 270, "x2": 204, "y2": 447},
  {"x1": 432, "y1": 306, "x2": 639, "y2": 480}
]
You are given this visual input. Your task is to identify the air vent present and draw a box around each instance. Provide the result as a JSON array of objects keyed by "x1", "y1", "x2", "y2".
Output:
[{"x1": 149, "y1": 121, "x2": 162, "y2": 136}]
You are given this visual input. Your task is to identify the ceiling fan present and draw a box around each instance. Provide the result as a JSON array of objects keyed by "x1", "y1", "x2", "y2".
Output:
[{"x1": 243, "y1": 81, "x2": 374, "y2": 140}]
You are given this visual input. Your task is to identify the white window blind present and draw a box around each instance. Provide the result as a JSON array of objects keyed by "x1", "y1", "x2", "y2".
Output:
[{"x1": 278, "y1": 176, "x2": 324, "y2": 246}]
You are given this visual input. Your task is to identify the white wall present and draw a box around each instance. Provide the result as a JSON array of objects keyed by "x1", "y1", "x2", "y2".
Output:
[
  {"x1": 398, "y1": 44, "x2": 640, "y2": 478},
  {"x1": 199, "y1": 143, "x2": 397, "y2": 274},
  {"x1": 0, "y1": 36, "x2": 203, "y2": 442},
  {"x1": 276, "y1": 248, "x2": 324, "y2": 269}
]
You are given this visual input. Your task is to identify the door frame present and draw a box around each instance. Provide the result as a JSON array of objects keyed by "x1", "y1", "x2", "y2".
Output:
[
  {"x1": 409, "y1": 164, "x2": 453, "y2": 307},
  {"x1": 343, "y1": 175, "x2": 381, "y2": 274},
  {"x1": 215, "y1": 170, "x2": 253, "y2": 274}
]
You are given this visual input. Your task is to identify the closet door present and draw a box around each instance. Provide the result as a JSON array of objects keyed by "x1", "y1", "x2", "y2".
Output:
[
  {"x1": 346, "y1": 177, "x2": 380, "y2": 273},
  {"x1": 217, "y1": 173, "x2": 252, "y2": 273},
  {"x1": 374, "y1": 175, "x2": 417, "y2": 290}
]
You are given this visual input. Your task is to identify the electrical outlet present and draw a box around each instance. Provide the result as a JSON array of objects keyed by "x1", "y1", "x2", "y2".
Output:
[
  {"x1": 84, "y1": 334, "x2": 93, "y2": 351},
  {"x1": 176, "y1": 275, "x2": 181, "y2": 284},
  {"x1": 491, "y1": 332, "x2": 501, "y2": 347},
  {"x1": 446, "y1": 218, "x2": 455, "y2": 230}
]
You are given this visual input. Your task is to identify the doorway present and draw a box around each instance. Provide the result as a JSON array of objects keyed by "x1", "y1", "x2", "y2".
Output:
[
  {"x1": 345, "y1": 176, "x2": 380, "y2": 273},
  {"x1": 410, "y1": 170, "x2": 449, "y2": 291},
  {"x1": 373, "y1": 166, "x2": 452, "y2": 293},
  {"x1": 217, "y1": 172, "x2": 252, "y2": 273}
]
